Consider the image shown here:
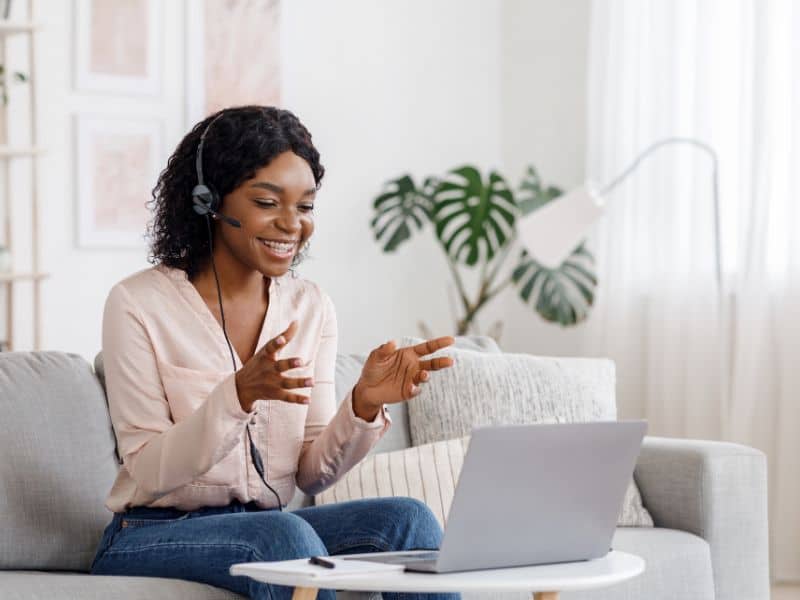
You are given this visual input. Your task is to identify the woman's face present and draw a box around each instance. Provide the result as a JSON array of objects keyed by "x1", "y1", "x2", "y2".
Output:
[{"x1": 216, "y1": 151, "x2": 317, "y2": 278}]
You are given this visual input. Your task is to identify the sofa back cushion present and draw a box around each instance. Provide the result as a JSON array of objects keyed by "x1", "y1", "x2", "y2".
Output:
[
  {"x1": 0, "y1": 352, "x2": 119, "y2": 571},
  {"x1": 402, "y1": 340, "x2": 617, "y2": 446}
]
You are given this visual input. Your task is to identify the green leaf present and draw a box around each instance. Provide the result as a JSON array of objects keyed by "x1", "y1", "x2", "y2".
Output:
[
  {"x1": 432, "y1": 166, "x2": 517, "y2": 267},
  {"x1": 517, "y1": 165, "x2": 563, "y2": 216},
  {"x1": 510, "y1": 243, "x2": 596, "y2": 326},
  {"x1": 370, "y1": 174, "x2": 433, "y2": 253}
]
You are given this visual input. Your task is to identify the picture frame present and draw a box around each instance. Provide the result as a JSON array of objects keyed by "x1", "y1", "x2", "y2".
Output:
[
  {"x1": 74, "y1": 114, "x2": 164, "y2": 248},
  {"x1": 73, "y1": 0, "x2": 162, "y2": 95},
  {"x1": 185, "y1": 0, "x2": 281, "y2": 127}
]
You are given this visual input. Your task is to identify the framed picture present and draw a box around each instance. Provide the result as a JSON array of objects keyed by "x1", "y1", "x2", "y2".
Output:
[
  {"x1": 185, "y1": 0, "x2": 281, "y2": 126},
  {"x1": 75, "y1": 114, "x2": 164, "y2": 248},
  {"x1": 74, "y1": 0, "x2": 162, "y2": 95}
]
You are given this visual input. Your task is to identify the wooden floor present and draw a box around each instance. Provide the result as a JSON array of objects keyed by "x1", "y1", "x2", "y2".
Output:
[{"x1": 773, "y1": 584, "x2": 800, "y2": 600}]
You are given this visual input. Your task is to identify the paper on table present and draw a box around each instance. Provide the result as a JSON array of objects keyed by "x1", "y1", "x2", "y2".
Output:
[{"x1": 240, "y1": 557, "x2": 405, "y2": 579}]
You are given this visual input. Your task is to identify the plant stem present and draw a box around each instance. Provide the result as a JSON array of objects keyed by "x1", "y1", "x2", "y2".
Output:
[
  {"x1": 485, "y1": 275, "x2": 513, "y2": 302},
  {"x1": 485, "y1": 232, "x2": 517, "y2": 292},
  {"x1": 443, "y1": 250, "x2": 470, "y2": 310},
  {"x1": 454, "y1": 234, "x2": 518, "y2": 334}
]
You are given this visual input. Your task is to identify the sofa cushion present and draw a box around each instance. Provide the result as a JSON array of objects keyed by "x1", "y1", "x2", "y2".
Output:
[
  {"x1": 0, "y1": 572, "x2": 379, "y2": 600},
  {"x1": 459, "y1": 528, "x2": 714, "y2": 600},
  {"x1": 403, "y1": 343, "x2": 617, "y2": 446},
  {"x1": 586, "y1": 528, "x2": 716, "y2": 600},
  {"x1": 0, "y1": 352, "x2": 119, "y2": 571},
  {"x1": 0, "y1": 571, "x2": 243, "y2": 600}
]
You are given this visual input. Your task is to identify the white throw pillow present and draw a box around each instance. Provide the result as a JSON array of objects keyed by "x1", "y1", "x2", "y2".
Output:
[
  {"x1": 401, "y1": 337, "x2": 618, "y2": 446},
  {"x1": 316, "y1": 435, "x2": 653, "y2": 527}
]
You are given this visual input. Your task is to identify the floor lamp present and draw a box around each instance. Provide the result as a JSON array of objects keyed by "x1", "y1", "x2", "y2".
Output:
[{"x1": 515, "y1": 137, "x2": 721, "y2": 291}]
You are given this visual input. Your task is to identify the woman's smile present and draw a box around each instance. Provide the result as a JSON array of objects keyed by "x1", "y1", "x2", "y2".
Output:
[{"x1": 257, "y1": 237, "x2": 298, "y2": 260}]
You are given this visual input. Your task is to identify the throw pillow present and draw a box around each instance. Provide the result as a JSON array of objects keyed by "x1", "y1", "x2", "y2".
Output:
[{"x1": 399, "y1": 337, "x2": 617, "y2": 446}]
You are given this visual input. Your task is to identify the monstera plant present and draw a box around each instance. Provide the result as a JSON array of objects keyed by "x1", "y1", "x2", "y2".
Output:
[{"x1": 370, "y1": 165, "x2": 597, "y2": 339}]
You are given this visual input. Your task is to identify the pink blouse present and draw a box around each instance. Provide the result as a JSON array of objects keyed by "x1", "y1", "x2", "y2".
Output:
[{"x1": 101, "y1": 263, "x2": 390, "y2": 512}]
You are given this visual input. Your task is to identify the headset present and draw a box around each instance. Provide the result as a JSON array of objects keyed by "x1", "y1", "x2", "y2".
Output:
[
  {"x1": 192, "y1": 110, "x2": 283, "y2": 510},
  {"x1": 191, "y1": 112, "x2": 242, "y2": 228}
]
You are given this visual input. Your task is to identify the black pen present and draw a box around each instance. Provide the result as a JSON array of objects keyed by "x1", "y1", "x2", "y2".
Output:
[{"x1": 309, "y1": 556, "x2": 336, "y2": 569}]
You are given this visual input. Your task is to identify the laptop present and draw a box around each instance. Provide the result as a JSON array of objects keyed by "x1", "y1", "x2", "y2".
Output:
[{"x1": 348, "y1": 420, "x2": 647, "y2": 573}]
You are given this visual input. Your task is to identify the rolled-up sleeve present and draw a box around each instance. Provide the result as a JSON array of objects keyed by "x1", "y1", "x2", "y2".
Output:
[
  {"x1": 295, "y1": 288, "x2": 390, "y2": 495},
  {"x1": 103, "y1": 283, "x2": 252, "y2": 504}
]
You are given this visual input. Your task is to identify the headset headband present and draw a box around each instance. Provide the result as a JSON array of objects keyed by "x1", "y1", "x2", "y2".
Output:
[{"x1": 195, "y1": 111, "x2": 227, "y2": 187}]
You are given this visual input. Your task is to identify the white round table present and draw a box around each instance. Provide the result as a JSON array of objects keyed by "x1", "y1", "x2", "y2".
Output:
[{"x1": 230, "y1": 551, "x2": 645, "y2": 600}]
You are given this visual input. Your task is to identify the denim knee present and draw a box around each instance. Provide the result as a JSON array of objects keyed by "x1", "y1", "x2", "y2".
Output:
[
  {"x1": 233, "y1": 511, "x2": 328, "y2": 560},
  {"x1": 375, "y1": 496, "x2": 444, "y2": 551}
]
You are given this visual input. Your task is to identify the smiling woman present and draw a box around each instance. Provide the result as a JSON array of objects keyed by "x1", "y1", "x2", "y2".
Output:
[
  {"x1": 147, "y1": 106, "x2": 324, "y2": 280},
  {"x1": 90, "y1": 105, "x2": 459, "y2": 600}
]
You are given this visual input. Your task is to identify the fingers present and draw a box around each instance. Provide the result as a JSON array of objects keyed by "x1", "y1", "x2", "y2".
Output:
[
  {"x1": 277, "y1": 390, "x2": 311, "y2": 405},
  {"x1": 418, "y1": 356, "x2": 454, "y2": 371},
  {"x1": 263, "y1": 320, "x2": 299, "y2": 359},
  {"x1": 272, "y1": 356, "x2": 308, "y2": 373},
  {"x1": 412, "y1": 370, "x2": 429, "y2": 385},
  {"x1": 374, "y1": 340, "x2": 396, "y2": 359},
  {"x1": 412, "y1": 335, "x2": 455, "y2": 356},
  {"x1": 281, "y1": 376, "x2": 314, "y2": 390}
]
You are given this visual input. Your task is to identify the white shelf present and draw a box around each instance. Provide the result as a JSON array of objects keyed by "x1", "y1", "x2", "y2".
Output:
[
  {"x1": 0, "y1": 21, "x2": 40, "y2": 35},
  {"x1": 0, "y1": 272, "x2": 48, "y2": 282},
  {"x1": 0, "y1": 2, "x2": 44, "y2": 351},
  {"x1": 0, "y1": 146, "x2": 44, "y2": 158}
]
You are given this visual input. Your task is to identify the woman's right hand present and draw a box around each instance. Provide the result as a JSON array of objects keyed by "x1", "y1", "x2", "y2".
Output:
[{"x1": 234, "y1": 320, "x2": 314, "y2": 412}]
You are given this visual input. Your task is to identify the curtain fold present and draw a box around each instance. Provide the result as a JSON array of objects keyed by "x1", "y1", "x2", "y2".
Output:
[{"x1": 584, "y1": 0, "x2": 799, "y2": 580}]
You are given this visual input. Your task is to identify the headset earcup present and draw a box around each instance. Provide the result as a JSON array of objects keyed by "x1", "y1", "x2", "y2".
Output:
[
  {"x1": 192, "y1": 184, "x2": 217, "y2": 215},
  {"x1": 206, "y1": 184, "x2": 221, "y2": 212}
]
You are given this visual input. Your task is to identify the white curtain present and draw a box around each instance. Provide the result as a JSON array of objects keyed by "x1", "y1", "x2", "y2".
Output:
[{"x1": 583, "y1": 0, "x2": 800, "y2": 580}]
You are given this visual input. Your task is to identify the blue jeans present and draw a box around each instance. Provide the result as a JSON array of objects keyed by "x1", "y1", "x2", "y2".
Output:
[{"x1": 91, "y1": 496, "x2": 460, "y2": 600}]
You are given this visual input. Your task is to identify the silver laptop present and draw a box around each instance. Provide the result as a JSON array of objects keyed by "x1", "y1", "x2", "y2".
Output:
[{"x1": 349, "y1": 420, "x2": 647, "y2": 573}]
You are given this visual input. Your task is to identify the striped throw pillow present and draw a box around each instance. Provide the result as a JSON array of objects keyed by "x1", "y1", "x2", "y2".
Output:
[{"x1": 315, "y1": 437, "x2": 469, "y2": 526}]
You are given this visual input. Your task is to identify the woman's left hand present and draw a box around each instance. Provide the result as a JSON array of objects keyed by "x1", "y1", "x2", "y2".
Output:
[{"x1": 351, "y1": 336, "x2": 456, "y2": 421}]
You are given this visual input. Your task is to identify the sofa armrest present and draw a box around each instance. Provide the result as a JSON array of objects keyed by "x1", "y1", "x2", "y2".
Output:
[{"x1": 634, "y1": 436, "x2": 770, "y2": 600}]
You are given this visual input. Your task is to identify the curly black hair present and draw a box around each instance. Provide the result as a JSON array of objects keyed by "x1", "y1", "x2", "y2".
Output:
[{"x1": 146, "y1": 105, "x2": 325, "y2": 279}]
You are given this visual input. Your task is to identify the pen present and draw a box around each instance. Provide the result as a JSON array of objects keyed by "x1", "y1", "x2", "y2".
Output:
[{"x1": 309, "y1": 556, "x2": 336, "y2": 569}]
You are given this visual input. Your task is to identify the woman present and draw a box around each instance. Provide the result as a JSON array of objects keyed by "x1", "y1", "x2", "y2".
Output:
[{"x1": 90, "y1": 105, "x2": 458, "y2": 600}]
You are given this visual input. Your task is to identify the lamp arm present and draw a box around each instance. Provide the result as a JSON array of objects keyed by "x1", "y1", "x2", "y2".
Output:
[{"x1": 598, "y1": 137, "x2": 722, "y2": 290}]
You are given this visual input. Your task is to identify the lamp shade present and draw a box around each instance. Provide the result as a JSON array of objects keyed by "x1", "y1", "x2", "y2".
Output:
[{"x1": 515, "y1": 184, "x2": 605, "y2": 269}]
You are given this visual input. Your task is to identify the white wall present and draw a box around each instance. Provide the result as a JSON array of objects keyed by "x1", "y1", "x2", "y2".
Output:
[
  {"x1": 498, "y1": 0, "x2": 592, "y2": 356},
  {"x1": 281, "y1": 0, "x2": 504, "y2": 354},
  {"x1": 25, "y1": 0, "x2": 506, "y2": 360},
  {"x1": 502, "y1": 0, "x2": 590, "y2": 189},
  {"x1": 15, "y1": 0, "x2": 591, "y2": 361}
]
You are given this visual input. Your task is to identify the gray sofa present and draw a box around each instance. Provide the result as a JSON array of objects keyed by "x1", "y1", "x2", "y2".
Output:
[{"x1": 0, "y1": 349, "x2": 770, "y2": 600}]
